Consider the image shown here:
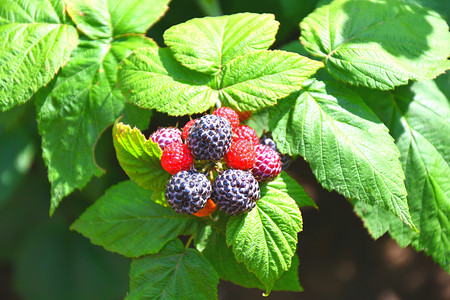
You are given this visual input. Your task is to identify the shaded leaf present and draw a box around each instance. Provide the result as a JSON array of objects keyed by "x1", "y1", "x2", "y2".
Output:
[
  {"x1": 128, "y1": 239, "x2": 219, "y2": 299},
  {"x1": 353, "y1": 79, "x2": 450, "y2": 271},
  {"x1": 71, "y1": 180, "x2": 196, "y2": 257},
  {"x1": 300, "y1": 0, "x2": 450, "y2": 89}
]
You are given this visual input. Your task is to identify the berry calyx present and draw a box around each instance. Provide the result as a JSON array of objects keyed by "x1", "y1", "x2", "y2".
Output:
[
  {"x1": 234, "y1": 125, "x2": 259, "y2": 146},
  {"x1": 193, "y1": 199, "x2": 217, "y2": 217},
  {"x1": 224, "y1": 138, "x2": 255, "y2": 170},
  {"x1": 252, "y1": 144, "x2": 282, "y2": 181},
  {"x1": 150, "y1": 127, "x2": 182, "y2": 151},
  {"x1": 165, "y1": 170, "x2": 212, "y2": 214},
  {"x1": 182, "y1": 119, "x2": 197, "y2": 141},
  {"x1": 187, "y1": 115, "x2": 233, "y2": 161},
  {"x1": 161, "y1": 142, "x2": 194, "y2": 175},
  {"x1": 211, "y1": 169, "x2": 260, "y2": 215},
  {"x1": 213, "y1": 107, "x2": 240, "y2": 130}
]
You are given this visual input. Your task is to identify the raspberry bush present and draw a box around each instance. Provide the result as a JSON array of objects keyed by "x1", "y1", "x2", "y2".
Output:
[{"x1": 0, "y1": 0, "x2": 449, "y2": 298}]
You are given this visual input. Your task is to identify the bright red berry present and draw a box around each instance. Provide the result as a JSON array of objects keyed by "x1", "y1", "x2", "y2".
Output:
[
  {"x1": 252, "y1": 145, "x2": 282, "y2": 181},
  {"x1": 193, "y1": 199, "x2": 217, "y2": 217},
  {"x1": 234, "y1": 125, "x2": 259, "y2": 146},
  {"x1": 182, "y1": 119, "x2": 197, "y2": 141},
  {"x1": 161, "y1": 142, "x2": 194, "y2": 175},
  {"x1": 224, "y1": 138, "x2": 255, "y2": 170},
  {"x1": 237, "y1": 111, "x2": 252, "y2": 121},
  {"x1": 213, "y1": 107, "x2": 240, "y2": 130}
]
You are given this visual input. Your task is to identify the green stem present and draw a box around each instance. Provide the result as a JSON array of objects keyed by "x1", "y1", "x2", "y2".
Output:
[
  {"x1": 185, "y1": 235, "x2": 194, "y2": 249},
  {"x1": 196, "y1": 0, "x2": 223, "y2": 16}
]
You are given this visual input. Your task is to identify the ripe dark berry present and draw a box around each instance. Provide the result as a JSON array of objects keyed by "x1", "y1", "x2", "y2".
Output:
[
  {"x1": 213, "y1": 107, "x2": 240, "y2": 129},
  {"x1": 182, "y1": 119, "x2": 197, "y2": 141},
  {"x1": 165, "y1": 170, "x2": 212, "y2": 214},
  {"x1": 224, "y1": 138, "x2": 255, "y2": 170},
  {"x1": 212, "y1": 169, "x2": 260, "y2": 216},
  {"x1": 234, "y1": 125, "x2": 259, "y2": 146},
  {"x1": 161, "y1": 142, "x2": 194, "y2": 175},
  {"x1": 252, "y1": 145, "x2": 282, "y2": 181},
  {"x1": 259, "y1": 134, "x2": 293, "y2": 170},
  {"x1": 150, "y1": 127, "x2": 182, "y2": 151},
  {"x1": 187, "y1": 115, "x2": 233, "y2": 161}
]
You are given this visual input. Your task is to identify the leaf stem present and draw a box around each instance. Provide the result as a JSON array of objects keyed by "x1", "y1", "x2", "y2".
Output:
[
  {"x1": 185, "y1": 235, "x2": 194, "y2": 249},
  {"x1": 195, "y1": 0, "x2": 222, "y2": 16}
]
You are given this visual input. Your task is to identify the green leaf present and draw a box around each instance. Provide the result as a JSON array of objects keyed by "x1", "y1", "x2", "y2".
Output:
[
  {"x1": 128, "y1": 239, "x2": 219, "y2": 300},
  {"x1": 113, "y1": 121, "x2": 171, "y2": 191},
  {"x1": 226, "y1": 186, "x2": 303, "y2": 294},
  {"x1": 0, "y1": 0, "x2": 78, "y2": 111},
  {"x1": 265, "y1": 172, "x2": 317, "y2": 208},
  {"x1": 118, "y1": 46, "x2": 217, "y2": 116},
  {"x1": 71, "y1": 180, "x2": 196, "y2": 258},
  {"x1": 202, "y1": 229, "x2": 302, "y2": 292},
  {"x1": 65, "y1": 0, "x2": 170, "y2": 39},
  {"x1": 118, "y1": 46, "x2": 323, "y2": 115},
  {"x1": 269, "y1": 79, "x2": 414, "y2": 229},
  {"x1": 243, "y1": 108, "x2": 269, "y2": 137},
  {"x1": 164, "y1": 13, "x2": 279, "y2": 75},
  {"x1": 353, "y1": 80, "x2": 450, "y2": 271},
  {"x1": 300, "y1": 0, "x2": 450, "y2": 90},
  {"x1": 37, "y1": 35, "x2": 156, "y2": 215},
  {"x1": 218, "y1": 50, "x2": 324, "y2": 112}
]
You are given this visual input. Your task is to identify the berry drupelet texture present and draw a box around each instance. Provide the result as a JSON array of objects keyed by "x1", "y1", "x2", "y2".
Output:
[
  {"x1": 150, "y1": 127, "x2": 182, "y2": 151},
  {"x1": 192, "y1": 199, "x2": 217, "y2": 217},
  {"x1": 259, "y1": 134, "x2": 293, "y2": 170},
  {"x1": 234, "y1": 125, "x2": 259, "y2": 146},
  {"x1": 252, "y1": 144, "x2": 282, "y2": 181},
  {"x1": 187, "y1": 115, "x2": 233, "y2": 161},
  {"x1": 224, "y1": 138, "x2": 255, "y2": 170},
  {"x1": 161, "y1": 142, "x2": 194, "y2": 175},
  {"x1": 182, "y1": 119, "x2": 197, "y2": 141},
  {"x1": 213, "y1": 107, "x2": 240, "y2": 130},
  {"x1": 165, "y1": 170, "x2": 212, "y2": 214},
  {"x1": 212, "y1": 169, "x2": 260, "y2": 215}
]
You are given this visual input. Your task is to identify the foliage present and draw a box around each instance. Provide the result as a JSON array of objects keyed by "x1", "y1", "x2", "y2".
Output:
[{"x1": 0, "y1": 0, "x2": 449, "y2": 298}]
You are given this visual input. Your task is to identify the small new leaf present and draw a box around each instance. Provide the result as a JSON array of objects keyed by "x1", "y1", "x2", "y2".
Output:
[
  {"x1": 113, "y1": 121, "x2": 170, "y2": 191},
  {"x1": 128, "y1": 239, "x2": 219, "y2": 299},
  {"x1": 71, "y1": 181, "x2": 196, "y2": 257}
]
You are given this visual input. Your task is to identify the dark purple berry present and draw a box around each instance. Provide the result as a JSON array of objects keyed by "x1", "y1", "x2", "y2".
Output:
[
  {"x1": 187, "y1": 115, "x2": 233, "y2": 161},
  {"x1": 165, "y1": 170, "x2": 211, "y2": 214},
  {"x1": 211, "y1": 169, "x2": 260, "y2": 215}
]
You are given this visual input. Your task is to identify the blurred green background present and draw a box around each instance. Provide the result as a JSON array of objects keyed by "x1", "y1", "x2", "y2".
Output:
[{"x1": 1, "y1": 0, "x2": 449, "y2": 299}]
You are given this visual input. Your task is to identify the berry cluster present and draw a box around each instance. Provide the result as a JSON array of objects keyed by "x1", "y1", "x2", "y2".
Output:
[{"x1": 150, "y1": 107, "x2": 288, "y2": 217}]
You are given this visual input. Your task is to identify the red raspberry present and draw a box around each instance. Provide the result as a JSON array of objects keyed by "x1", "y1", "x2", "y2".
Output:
[
  {"x1": 237, "y1": 111, "x2": 252, "y2": 121},
  {"x1": 161, "y1": 142, "x2": 194, "y2": 175},
  {"x1": 193, "y1": 199, "x2": 217, "y2": 217},
  {"x1": 252, "y1": 145, "x2": 282, "y2": 181},
  {"x1": 234, "y1": 125, "x2": 259, "y2": 146},
  {"x1": 224, "y1": 138, "x2": 255, "y2": 170},
  {"x1": 213, "y1": 107, "x2": 239, "y2": 130},
  {"x1": 182, "y1": 119, "x2": 197, "y2": 141}
]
